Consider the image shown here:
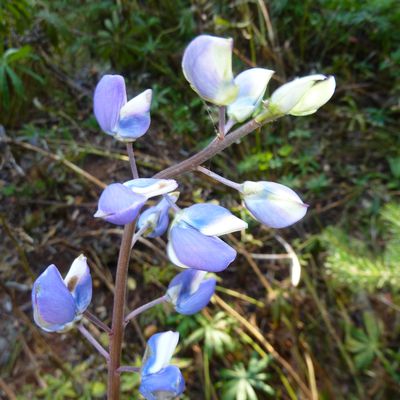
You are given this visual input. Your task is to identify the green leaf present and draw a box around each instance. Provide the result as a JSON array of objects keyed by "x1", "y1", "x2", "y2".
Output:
[{"x1": 5, "y1": 64, "x2": 24, "y2": 97}]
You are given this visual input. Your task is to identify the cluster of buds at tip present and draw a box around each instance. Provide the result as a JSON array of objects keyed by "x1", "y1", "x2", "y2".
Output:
[{"x1": 182, "y1": 35, "x2": 335, "y2": 124}]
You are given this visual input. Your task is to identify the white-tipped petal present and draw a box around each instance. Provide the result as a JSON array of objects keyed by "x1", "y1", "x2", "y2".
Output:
[
  {"x1": 143, "y1": 331, "x2": 180, "y2": 375},
  {"x1": 124, "y1": 178, "x2": 178, "y2": 199},
  {"x1": 63, "y1": 254, "x2": 92, "y2": 314},
  {"x1": 181, "y1": 203, "x2": 247, "y2": 236},
  {"x1": 119, "y1": 89, "x2": 152, "y2": 118}
]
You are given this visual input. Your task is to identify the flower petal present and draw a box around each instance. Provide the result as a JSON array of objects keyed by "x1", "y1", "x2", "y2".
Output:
[
  {"x1": 116, "y1": 89, "x2": 152, "y2": 140},
  {"x1": 181, "y1": 203, "x2": 247, "y2": 236},
  {"x1": 289, "y1": 76, "x2": 336, "y2": 116},
  {"x1": 182, "y1": 35, "x2": 238, "y2": 106},
  {"x1": 242, "y1": 181, "x2": 308, "y2": 228},
  {"x1": 93, "y1": 75, "x2": 126, "y2": 134},
  {"x1": 138, "y1": 195, "x2": 175, "y2": 238},
  {"x1": 124, "y1": 178, "x2": 178, "y2": 199},
  {"x1": 167, "y1": 269, "x2": 216, "y2": 316},
  {"x1": 269, "y1": 74, "x2": 326, "y2": 115},
  {"x1": 94, "y1": 183, "x2": 147, "y2": 225},
  {"x1": 32, "y1": 265, "x2": 76, "y2": 332},
  {"x1": 176, "y1": 278, "x2": 216, "y2": 315},
  {"x1": 142, "y1": 331, "x2": 180, "y2": 375},
  {"x1": 167, "y1": 269, "x2": 207, "y2": 299},
  {"x1": 63, "y1": 254, "x2": 92, "y2": 314},
  {"x1": 139, "y1": 365, "x2": 185, "y2": 400},
  {"x1": 228, "y1": 68, "x2": 274, "y2": 122},
  {"x1": 170, "y1": 225, "x2": 237, "y2": 272},
  {"x1": 166, "y1": 240, "x2": 189, "y2": 269}
]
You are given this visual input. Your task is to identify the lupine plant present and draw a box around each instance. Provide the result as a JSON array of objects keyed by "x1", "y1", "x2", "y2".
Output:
[{"x1": 31, "y1": 34, "x2": 335, "y2": 399}]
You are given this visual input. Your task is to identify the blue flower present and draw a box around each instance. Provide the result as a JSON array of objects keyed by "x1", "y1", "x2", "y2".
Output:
[
  {"x1": 241, "y1": 181, "x2": 308, "y2": 228},
  {"x1": 32, "y1": 255, "x2": 92, "y2": 332},
  {"x1": 167, "y1": 203, "x2": 247, "y2": 272},
  {"x1": 167, "y1": 269, "x2": 216, "y2": 315},
  {"x1": 140, "y1": 331, "x2": 185, "y2": 400},
  {"x1": 93, "y1": 74, "x2": 152, "y2": 141},
  {"x1": 137, "y1": 193, "x2": 179, "y2": 238},
  {"x1": 94, "y1": 179, "x2": 178, "y2": 226}
]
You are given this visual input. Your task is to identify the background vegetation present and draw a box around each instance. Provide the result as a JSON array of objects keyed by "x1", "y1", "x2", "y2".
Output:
[{"x1": 1, "y1": 0, "x2": 399, "y2": 398}]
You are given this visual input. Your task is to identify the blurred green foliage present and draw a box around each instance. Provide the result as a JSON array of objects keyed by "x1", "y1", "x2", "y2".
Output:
[{"x1": 322, "y1": 204, "x2": 400, "y2": 292}]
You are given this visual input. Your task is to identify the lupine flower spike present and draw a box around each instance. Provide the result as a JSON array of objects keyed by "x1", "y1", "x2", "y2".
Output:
[
  {"x1": 267, "y1": 74, "x2": 336, "y2": 116},
  {"x1": 182, "y1": 35, "x2": 239, "y2": 106},
  {"x1": 32, "y1": 255, "x2": 92, "y2": 332},
  {"x1": 139, "y1": 331, "x2": 185, "y2": 400},
  {"x1": 137, "y1": 192, "x2": 179, "y2": 238},
  {"x1": 94, "y1": 74, "x2": 152, "y2": 141},
  {"x1": 227, "y1": 68, "x2": 274, "y2": 124},
  {"x1": 241, "y1": 181, "x2": 308, "y2": 229},
  {"x1": 166, "y1": 269, "x2": 216, "y2": 315},
  {"x1": 94, "y1": 178, "x2": 178, "y2": 225},
  {"x1": 168, "y1": 203, "x2": 247, "y2": 272}
]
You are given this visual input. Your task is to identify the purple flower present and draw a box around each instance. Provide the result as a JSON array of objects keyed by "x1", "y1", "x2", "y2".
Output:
[
  {"x1": 182, "y1": 35, "x2": 239, "y2": 106},
  {"x1": 32, "y1": 255, "x2": 92, "y2": 332},
  {"x1": 94, "y1": 178, "x2": 178, "y2": 226},
  {"x1": 93, "y1": 74, "x2": 152, "y2": 141},
  {"x1": 139, "y1": 331, "x2": 185, "y2": 400},
  {"x1": 167, "y1": 203, "x2": 247, "y2": 272},
  {"x1": 137, "y1": 193, "x2": 179, "y2": 238},
  {"x1": 241, "y1": 181, "x2": 308, "y2": 228},
  {"x1": 167, "y1": 269, "x2": 216, "y2": 315}
]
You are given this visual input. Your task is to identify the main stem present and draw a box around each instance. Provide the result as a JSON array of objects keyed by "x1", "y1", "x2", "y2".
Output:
[{"x1": 107, "y1": 220, "x2": 136, "y2": 400}]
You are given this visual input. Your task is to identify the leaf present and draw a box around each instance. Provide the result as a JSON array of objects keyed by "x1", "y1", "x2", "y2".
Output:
[
  {"x1": 354, "y1": 350, "x2": 375, "y2": 370},
  {"x1": 5, "y1": 64, "x2": 24, "y2": 97},
  {"x1": 363, "y1": 312, "x2": 381, "y2": 342}
]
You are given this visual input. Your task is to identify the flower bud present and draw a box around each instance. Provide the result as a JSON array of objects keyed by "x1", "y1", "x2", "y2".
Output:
[
  {"x1": 228, "y1": 68, "x2": 274, "y2": 122},
  {"x1": 182, "y1": 35, "x2": 239, "y2": 106},
  {"x1": 268, "y1": 74, "x2": 335, "y2": 116},
  {"x1": 241, "y1": 181, "x2": 308, "y2": 228}
]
